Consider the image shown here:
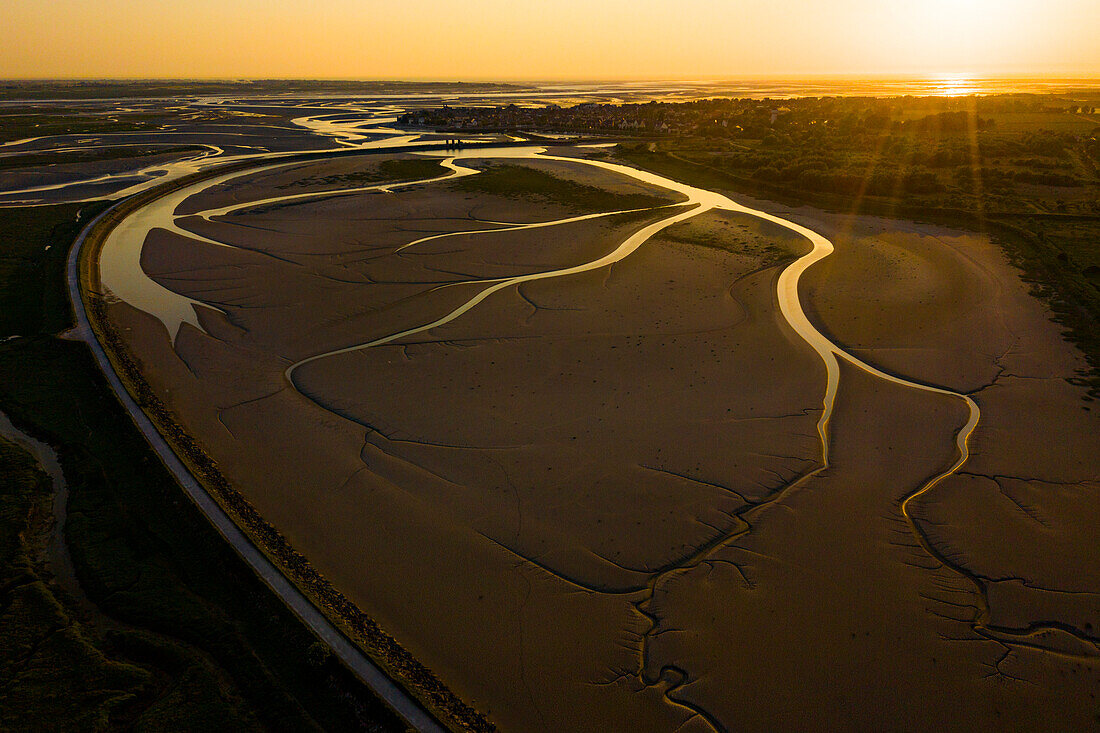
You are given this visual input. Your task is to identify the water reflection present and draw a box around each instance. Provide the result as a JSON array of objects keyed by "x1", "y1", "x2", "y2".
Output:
[{"x1": 930, "y1": 74, "x2": 981, "y2": 97}]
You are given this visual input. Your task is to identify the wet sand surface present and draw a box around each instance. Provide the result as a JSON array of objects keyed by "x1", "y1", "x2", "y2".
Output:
[
  {"x1": 99, "y1": 153, "x2": 1100, "y2": 731},
  {"x1": 1, "y1": 151, "x2": 197, "y2": 189},
  {"x1": 799, "y1": 213, "x2": 1100, "y2": 672}
]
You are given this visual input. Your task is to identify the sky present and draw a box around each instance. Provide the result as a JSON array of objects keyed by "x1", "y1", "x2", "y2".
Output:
[{"x1": 2, "y1": 0, "x2": 1098, "y2": 80}]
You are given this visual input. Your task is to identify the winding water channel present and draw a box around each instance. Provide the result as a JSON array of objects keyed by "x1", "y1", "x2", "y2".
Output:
[
  {"x1": 0, "y1": 410, "x2": 88, "y2": 614},
  {"x1": 95, "y1": 144, "x2": 980, "y2": 502},
  {"x1": 88, "y1": 139, "x2": 997, "y2": 729},
  {"x1": 0, "y1": 103, "x2": 448, "y2": 208}
]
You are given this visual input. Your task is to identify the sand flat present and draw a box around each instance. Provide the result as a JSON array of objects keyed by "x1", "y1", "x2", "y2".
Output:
[
  {"x1": 99, "y1": 153, "x2": 1100, "y2": 730},
  {"x1": 798, "y1": 208, "x2": 1100, "y2": 663}
]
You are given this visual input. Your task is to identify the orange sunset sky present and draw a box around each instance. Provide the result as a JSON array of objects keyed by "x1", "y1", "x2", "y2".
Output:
[{"x1": 2, "y1": 0, "x2": 1098, "y2": 79}]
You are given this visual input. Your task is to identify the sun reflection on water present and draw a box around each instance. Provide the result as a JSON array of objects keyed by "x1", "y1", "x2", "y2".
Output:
[{"x1": 931, "y1": 74, "x2": 981, "y2": 97}]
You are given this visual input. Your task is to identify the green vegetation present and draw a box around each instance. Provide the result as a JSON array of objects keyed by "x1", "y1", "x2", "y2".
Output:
[
  {"x1": 0, "y1": 203, "x2": 403, "y2": 731},
  {"x1": 0, "y1": 146, "x2": 203, "y2": 172},
  {"x1": 278, "y1": 158, "x2": 447, "y2": 189},
  {"x1": 0, "y1": 112, "x2": 172, "y2": 145},
  {"x1": 0, "y1": 437, "x2": 151, "y2": 730},
  {"x1": 616, "y1": 97, "x2": 1099, "y2": 214},
  {"x1": 662, "y1": 214, "x2": 808, "y2": 268},
  {"x1": 0, "y1": 202, "x2": 101, "y2": 337},
  {"x1": 453, "y1": 163, "x2": 674, "y2": 211},
  {"x1": 611, "y1": 94, "x2": 1100, "y2": 395}
]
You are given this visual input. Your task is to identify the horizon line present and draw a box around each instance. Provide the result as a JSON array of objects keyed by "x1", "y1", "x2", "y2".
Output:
[{"x1": 3, "y1": 72, "x2": 1100, "y2": 84}]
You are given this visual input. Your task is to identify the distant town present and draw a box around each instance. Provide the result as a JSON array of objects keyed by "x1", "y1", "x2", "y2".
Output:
[{"x1": 399, "y1": 95, "x2": 1093, "y2": 139}]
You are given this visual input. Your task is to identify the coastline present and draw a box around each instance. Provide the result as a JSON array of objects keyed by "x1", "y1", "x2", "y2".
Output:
[
  {"x1": 67, "y1": 132, "x2": 1100, "y2": 730},
  {"x1": 70, "y1": 152, "x2": 486, "y2": 733}
]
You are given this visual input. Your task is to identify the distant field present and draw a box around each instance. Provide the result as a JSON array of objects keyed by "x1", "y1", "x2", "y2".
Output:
[
  {"x1": 892, "y1": 109, "x2": 1100, "y2": 133},
  {"x1": 453, "y1": 162, "x2": 675, "y2": 210},
  {"x1": 976, "y1": 111, "x2": 1097, "y2": 133},
  {"x1": 0, "y1": 145, "x2": 202, "y2": 171}
]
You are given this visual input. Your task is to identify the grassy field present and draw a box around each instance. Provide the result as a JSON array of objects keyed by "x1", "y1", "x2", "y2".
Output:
[
  {"x1": 0, "y1": 113, "x2": 174, "y2": 145},
  {"x1": 277, "y1": 158, "x2": 447, "y2": 189},
  {"x1": 615, "y1": 136, "x2": 1100, "y2": 397},
  {"x1": 0, "y1": 202, "x2": 101, "y2": 338},
  {"x1": 0, "y1": 202, "x2": 404, "y2": 731},
  {"x1": 0, "y1": 146, "x2": 204, "y2": 172},
  {"x1": 661, "y1": 213, "x2": 809, "y2": 267},
  {"x1": 890, "y1": 109, "x2": 1099, "y2": 134},
  {"x1": 454, "y1": 163, "x2": 673, "y2": 211},
  {"x1": 0, "y1": 436, "x2": 152, "y2": 730}
]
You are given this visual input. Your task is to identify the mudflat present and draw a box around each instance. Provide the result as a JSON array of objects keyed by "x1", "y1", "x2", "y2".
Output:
[{"x1": 97, "y1": 152, "x2": 1100, "y2": 731}]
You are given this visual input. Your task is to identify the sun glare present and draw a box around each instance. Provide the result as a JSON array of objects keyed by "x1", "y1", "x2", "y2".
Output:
[
  {"x1": 922, "y1": 0, "x2": 986, "y2": 29},
  {"x1": 913, "y1": 0, "x2": 1007, "y2": 39},
  {"x1": 882, "y1": 0, "x2": 1037, "y2": 74},
  {"x1": 931, "y1": 73, "x2": 981, "y2": 97}
]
